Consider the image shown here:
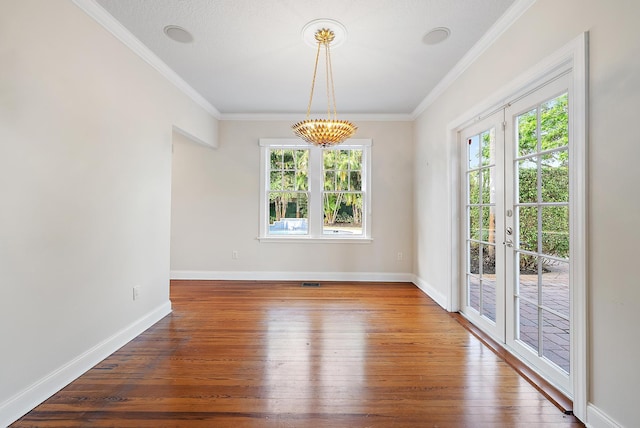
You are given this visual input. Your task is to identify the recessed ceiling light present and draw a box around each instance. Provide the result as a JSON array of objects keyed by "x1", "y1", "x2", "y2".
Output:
[
  {"x1": 422, "y1": 27, "x2": 450, "y2": 45},
  {"x1": 163, "y1": 25, "x2": 193, "y2": 43}
]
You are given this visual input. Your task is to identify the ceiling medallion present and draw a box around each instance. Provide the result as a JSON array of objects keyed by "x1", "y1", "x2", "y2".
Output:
[{"x1": 292, "y1": 20, "x2": 356, "y2": 147}]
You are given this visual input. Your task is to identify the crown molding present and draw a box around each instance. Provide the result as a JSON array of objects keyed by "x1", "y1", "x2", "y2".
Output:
[
  {"x1": 71, "y1": 0, "x2": 221, "y2": 119},
  {"x1": 219, "y1": 113, "x2": 413, "y2": 122},
  {"x1": 72, "y1": 0, "x2": 534, "y2": 123},
  {"x1": 411, "y1": 0, "x2": 537, "y2": 119}
]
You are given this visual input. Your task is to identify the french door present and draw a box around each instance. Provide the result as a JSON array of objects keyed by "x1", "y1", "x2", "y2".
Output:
[
  {"x1": 461, "y1": 72, "x2": 573, "y2": 395},
  {"x1": 461, "y1": 111, "x2": 506, "y2": 342}
]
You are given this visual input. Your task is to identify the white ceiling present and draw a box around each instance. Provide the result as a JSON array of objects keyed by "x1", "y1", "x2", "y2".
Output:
[{"x1": 92, "y1": 0, "x2": 517, "y2": 117}]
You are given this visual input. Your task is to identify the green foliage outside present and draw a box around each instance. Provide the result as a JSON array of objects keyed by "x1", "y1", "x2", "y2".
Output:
[
  {"x1": 268, "y1": 148, "x2": 363, "y2": 227},
  {"x1": 269, "y1": 149, "x2": 308, "y2": 223},
  {"x1": 517, "y1": 93, "x2": 569, "y2": 157},
  {"x1": 323, "y1": 149, "x2": 363, "y2": 227},
  {"x1": 469, "y1": 93, "x2": 569, "y2": 273},
  {"x1": 517, "y1": 166, "x2": 569, "y2": 272}
]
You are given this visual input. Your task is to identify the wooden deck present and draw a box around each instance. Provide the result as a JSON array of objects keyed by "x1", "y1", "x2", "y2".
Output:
[{"x1": 12, "y1": 280, "x2": 584, "y2": 427}]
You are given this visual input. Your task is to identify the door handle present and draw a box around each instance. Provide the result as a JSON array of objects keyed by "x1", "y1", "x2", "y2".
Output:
[{"x1": 504, "y1": 239, "x2": 513, "y2": 247}]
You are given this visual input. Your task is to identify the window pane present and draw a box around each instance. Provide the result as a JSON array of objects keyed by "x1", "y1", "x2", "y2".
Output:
[
  {"x1": 322, "y1": 149, "x2": 364, "y2": 193},
  {"x1": 270, "y1": 149, "x2": 283, "y2": 169},
  {"x1": 295, "y1": 150, "x2": 308, "y2": 170},
  {"x1": 268, "y1": 192, "x2": 308, "y2": 235},
  {"x1": 517, "y1": 108, "x2": 538, "y2": 157},
  {"x1": 518, "y1": 158, "x2": 538, "y2": 203},
  {"x1": 347, "y1": 193, "x2": 364, "y2": 230},
  {"x1": 541, "y1": 151, "x2": 568, "y2": 203},
  {"x1": 482, "y1": 278, "x2": 496, "y2": 322},
  {"x1": 338, "y1": 149, "x2": 350, "y2": 165},
  {"x1": 295, "y1": 171, "x2": 308, "y2": 191},
  {"x1": 283, "y1": 170, "x2": 295, "y2": 190},
  {"x1": 482, "y1": 166, "x2": 496, "y2": 205},
  {"x1": 324, "y1": 171, "x2": 335, "y2": 190},
  {"x1": 542, "y1": 309, "x2": 570, "y2": 373},
  {"x1": 482, "y1": 244, "x2": 496, "y2": 275},
  {"x1": 337, "y1": 171, "x2": 349, "y2": 191},
  {"x1": 270, "y1": 171, "x2": 282, "y2": 190},
  {"x1": 518, "y1": 298, "x2": 539, "y2": 352},
  {"x1": 468, "y1": 274, "x2": 480, "y2": 312},
  {"x1": 468, "y1": 171, "x2": 480, "y2": 205},
  {"x1": 270, "y1": 148, "x2": 308, "y2": 193},
  {"x1": 323, "y1": 192, "x2": 362, "y2": 235},
  {"x1": 540, "y1": 93, "x2": 568, "y2": 151},
  {"x1": 541, "y1": 259, "x2": 569, "y2": 319},
  {"x1": 349, "y1": 171, "x2": 362, "y2": 191},
  {"x1": 518, "y1": 206, "x2": 538, "y2": 252},
  {"x1": 350, "y1": 150, "x2": 363, "y2": 169},
  {"x1": 468, "y1": 135, "x2": 480, "y2": 169},
  {"x1": 282, "y1": 150, "x2": 295, "y2": 169},
  {"x1": 323, "y1": 150, "x2": 336, "y2": 169},
  {"x1": 541, "y1": 206, "x2": 569, "y2": 259},
  {"x1": 468, "y1": 207, "x2": 480, "y2": 241},
  {"x1": 469, "y1": 241, "x2": 480, "y2": 274},
  {"x1": 481, "y1": 129, "x2": 495, "y2": 167},
  {"x1": 323, "y1": 192, "x2": 341, "y2": 227},
  {"x1": 481, "y1": 206, "x2": 496, "y2": 244},
  {"x1": 518, "y1": 253, "x2": 538, "y2": 303}
]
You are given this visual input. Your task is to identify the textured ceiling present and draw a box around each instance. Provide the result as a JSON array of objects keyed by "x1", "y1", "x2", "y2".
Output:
[{"x1": 95, "y1": 0, "x2": 516, "y2": 116}]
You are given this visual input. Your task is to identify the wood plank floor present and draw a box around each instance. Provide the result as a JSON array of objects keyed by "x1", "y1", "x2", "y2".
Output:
[{"x1": 12, "y1": 281, "x2": 584, "y2": 427}]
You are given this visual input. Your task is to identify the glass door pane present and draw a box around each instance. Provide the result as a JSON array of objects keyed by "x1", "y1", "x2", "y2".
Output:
[
  {"x1": 505, "y1": 73, "x2": 572, "y2": 394},
  {"x1": 460, "y1": 112, "x2": 505, "y2": 341},
  {"x1": 514, "y1": 92, "x2": 570, "y2": 372}
]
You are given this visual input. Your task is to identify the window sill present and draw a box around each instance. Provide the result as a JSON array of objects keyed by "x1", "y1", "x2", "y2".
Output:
[{"x1": 257, "y1": 236, "x2": 373, "y2": 244}]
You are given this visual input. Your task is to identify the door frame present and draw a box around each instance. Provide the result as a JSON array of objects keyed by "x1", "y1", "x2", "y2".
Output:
[{"x1": 445, "y1": 33, "x2": 587, "y2": 420}]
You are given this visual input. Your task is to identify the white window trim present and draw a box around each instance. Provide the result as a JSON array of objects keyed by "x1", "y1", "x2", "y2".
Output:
[{"x1": 258, "y1": 138, "x2": 372, "y2": 242}]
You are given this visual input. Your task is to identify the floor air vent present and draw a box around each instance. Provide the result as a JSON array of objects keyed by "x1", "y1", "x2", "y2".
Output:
[{"x1": 301, "y1": 282, "x2": 320, "y2": 287}]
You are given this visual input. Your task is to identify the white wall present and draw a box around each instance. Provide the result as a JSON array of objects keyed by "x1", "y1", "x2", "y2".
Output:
[
  {"x1": 0, "y1": 1, "x2": 217, "y2": 425},
  {"x1": 171, "y1": 120, "x2": 414, "y2": 280},
  {"x1": 414, "y1": 0, "x2": 640, "y2": 426}
]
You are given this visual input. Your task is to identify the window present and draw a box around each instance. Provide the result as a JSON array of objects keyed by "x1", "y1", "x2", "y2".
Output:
[
  {"x1": 259, "y1": 138, "x2": 371, "y2": 240},
  {"x1": 267, "y1": 148, "x2": 309, "y2": 235}
]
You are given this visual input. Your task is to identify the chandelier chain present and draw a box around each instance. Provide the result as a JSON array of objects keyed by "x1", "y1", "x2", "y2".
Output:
[
  {"x1": 325, "y1": 40, "x2": 331, "y2": 118},
  {"x1": 327, "y1": 41, "x2": 338, "y2": 119},
  {"x1": 305, "y1": 37, "x2": 323, "y2": 118},
  {"x1": 292, "y1": 26, "x2": 357, "y2": 147}
]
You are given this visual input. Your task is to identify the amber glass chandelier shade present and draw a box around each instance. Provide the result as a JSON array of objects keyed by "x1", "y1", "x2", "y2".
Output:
[
  {"x1": 292, "y1": 27, "x2": 356, "y2": 147},
  {"x1": 292, "y1": 119, "x2": 357, "y2": 148}
]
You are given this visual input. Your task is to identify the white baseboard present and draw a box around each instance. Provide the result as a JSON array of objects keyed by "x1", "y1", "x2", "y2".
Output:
[
  {"x1": 170, "y1": 270, "x2": 414, "y2": 283},
  {"x1": 586, "y1": 403, "x2": 623, "y2": 428},
  {"x1": 0, "y1": 302, "x2": 172, "y2": 428},
  {"x1": 411, "y1": 275, "x2": 449, "y2": 310}
]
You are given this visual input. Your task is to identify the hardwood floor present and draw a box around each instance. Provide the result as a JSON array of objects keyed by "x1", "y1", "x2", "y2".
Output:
[{"x1": 12, "y1": 281, "x2": 584, "y2": 427}]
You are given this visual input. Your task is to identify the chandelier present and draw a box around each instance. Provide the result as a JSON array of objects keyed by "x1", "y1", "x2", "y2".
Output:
[{"x1": 292, "y1": 26, "x2": 357, "y2": 147}]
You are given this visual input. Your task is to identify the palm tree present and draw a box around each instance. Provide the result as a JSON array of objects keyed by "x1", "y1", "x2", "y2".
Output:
[
  {"x1": 269, "y1": 149, "x2": 301, "y2": 222},
  {"x1": 322, "y1": 149, "x2": 363, "y2": 226}
]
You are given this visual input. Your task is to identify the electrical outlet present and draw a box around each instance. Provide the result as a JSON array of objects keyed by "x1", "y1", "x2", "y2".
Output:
[
  {"x1": 133, "y1": 285, "x2": 141, "y2": 301},
  {"x1": 397, "y1": 252, "x2": 403, "y2": 261},
  {"x1": 232, "y1": 250, "x2": 239, "y2": 260}
]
